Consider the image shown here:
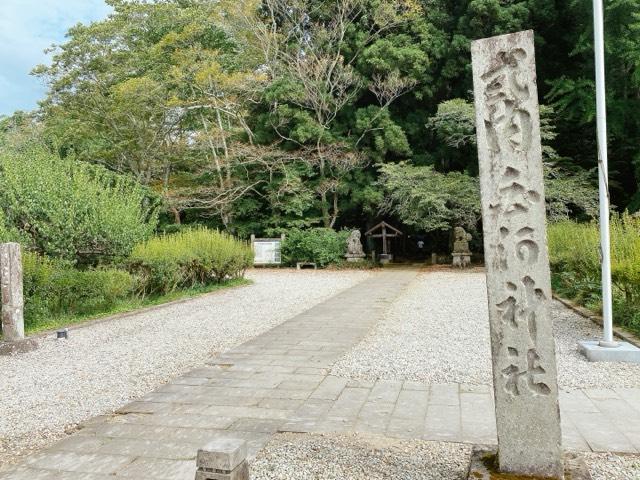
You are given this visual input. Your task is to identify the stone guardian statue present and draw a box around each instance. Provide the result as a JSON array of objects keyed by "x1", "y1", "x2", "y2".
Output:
[
  {"x1": 451, "y1": 226, "x2": 472, "y2": 268},
  {"x1": 345, "y1": 230, "x2": 365, "y2": 262}
]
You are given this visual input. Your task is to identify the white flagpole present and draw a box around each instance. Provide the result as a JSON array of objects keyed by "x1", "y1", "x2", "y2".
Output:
[{"x1": 592, "y1": 0, "x2": 617, "y2": 347}]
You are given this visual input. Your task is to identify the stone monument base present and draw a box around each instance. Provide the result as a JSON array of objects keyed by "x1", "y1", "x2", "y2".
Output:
[
  {"x1": 378, "y1": 254, "x2": 393, "y2": 264},
  {"x1": 467, "y1": 447, "x2": 591, "y2": 480},
  {"x1": 0, "y1": 338, "x2": 38, "y2": 356},
  {"x1": 452, "y1": 253, "x2": 471, "y2": 268},
  {"x1": 345, "y1": 254, "x2": 366, "y2": 263},
  {"x1": 578, "y1": 340, "x2": 640, "y2": 363}
]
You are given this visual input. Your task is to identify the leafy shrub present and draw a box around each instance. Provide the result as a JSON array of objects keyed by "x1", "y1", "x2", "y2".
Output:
[
  {"x1": 0, "y1": 211, "x2": 17, "y2": 243},
  {"x1": 129, "y1": 227, "x2": 253, "y2": 295},
  {"x1": 0, "y1": 141, "x2": 159, "y2": 262},
  {"x1": 22, "y1": 252, "x2": 134, "y2": 329},
  {"x1": 548, "y1": 214, "x2": 640, "y2": 333},
  {"x1": 281, "y1": 228, "x2": 350, "y2": 267}
]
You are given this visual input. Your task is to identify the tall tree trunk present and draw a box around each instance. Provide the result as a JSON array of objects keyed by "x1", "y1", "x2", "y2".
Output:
[
  {"x1": 200, "y1": 113, "x2": 225, "y2": 191},
  {"x1": 215, "y1": 108, "x2": 235, "y2": 228},
  {"x1": 320, "y1": 191, "x2": 330, "y2": 228},
  {"x1": 329, "y1": 190, "x2": 339, "y2": 228},
  {"x1": 215, "y1": 108, "x2": 232, "y2": 186},
  {"x1": 317, "y1": 139, "x2": 331, "y2": 228},
  {"x1": 200, "y1": 112, "x2": 234, "y2": 228},
  {"x1": 170, "y1": 206, "x2": 181, "y2": 225}
]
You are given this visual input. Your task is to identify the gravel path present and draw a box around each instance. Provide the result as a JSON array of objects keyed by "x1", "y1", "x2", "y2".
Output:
[
  {"x1": 251, "y1": 433, "x2": 640, "y2": 480},
  {"x1": 0, "y1": 269, "x2": 370, "y2": 465},
  {"x1": 331, "y1": 271, "x2": 640, "y2": 389},
  {"x1": 251, "y1": 433, "x2": 470, "y2": 480},
  {"x1": 332, "y1": 271, "x2": 493, "y2": 385},
  {"x1": 554, "y1": 302, "x2": 640, "y2": 389}
]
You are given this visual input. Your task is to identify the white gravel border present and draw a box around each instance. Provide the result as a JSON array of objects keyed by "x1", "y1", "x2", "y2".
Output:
[
  {"x1": 251, "y1": 432, "x2": 471, "y2": 480},
  {"x1": 586, "y1": 452, "x2": 640, "y2": 480},
  {"x1": 252, "y1": 433, "x2": 640, "y2": 480},
  {"x1": 331, "y1": 271, "x2": 640, "y2": 389},
  {"x1": 0, "y1": 269, "x2": 371, "y2": 466}
]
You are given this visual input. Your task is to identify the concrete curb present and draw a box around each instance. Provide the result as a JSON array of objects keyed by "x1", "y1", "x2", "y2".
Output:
[{"x1": 553, "y1": 295, "x2": 640, "y2": 349}]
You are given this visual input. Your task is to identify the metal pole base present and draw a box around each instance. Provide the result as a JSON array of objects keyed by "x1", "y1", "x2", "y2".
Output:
[{"x1": 579, "y1": 340, "x2": 640, "y2": 363}]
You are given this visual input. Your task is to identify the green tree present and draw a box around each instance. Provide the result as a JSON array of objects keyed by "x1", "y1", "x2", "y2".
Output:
[
  {"x1": 34, "y1": 1, "x2": 200, "y2": 186},
  {"x1": 22, "y1": 0, "x2": 638, "y2": 238},
  {"x1": 546, "y1": 0, "x2": 640, "y2": 210},
  {"x1": 234, "y1": 0, "x2": 425, "y2": 228},
  {"x1": 379, "y1": 162, "x2": 481, "y2": 232}
]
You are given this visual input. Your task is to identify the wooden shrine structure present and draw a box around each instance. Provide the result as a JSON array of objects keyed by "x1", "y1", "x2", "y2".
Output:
[{"x1": 365, "y1": 221, "x2": 403, "y2": 263}]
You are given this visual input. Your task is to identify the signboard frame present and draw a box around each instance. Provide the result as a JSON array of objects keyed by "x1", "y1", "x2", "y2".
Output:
[{"x1": 251, "y1": 234, "x2": 285, "y2": 266}]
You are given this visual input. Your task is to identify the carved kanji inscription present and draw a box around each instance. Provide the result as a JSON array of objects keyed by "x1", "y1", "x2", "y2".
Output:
[{"x1": 472, "y1": 30, "x2": 563, "y2": 479}]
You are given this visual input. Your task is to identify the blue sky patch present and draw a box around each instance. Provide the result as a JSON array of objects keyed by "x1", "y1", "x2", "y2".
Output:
[{"x1": 0, "y1": 0, "x2": 111, "y2": 115}]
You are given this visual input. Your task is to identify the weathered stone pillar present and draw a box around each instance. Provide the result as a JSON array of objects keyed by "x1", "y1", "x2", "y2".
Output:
[
  {"x1": 1, "y1": 243, "x2": 25, "y2": 342},
  {"x1": 471, "y1": 31, "x2": 563, "y2": 478}
]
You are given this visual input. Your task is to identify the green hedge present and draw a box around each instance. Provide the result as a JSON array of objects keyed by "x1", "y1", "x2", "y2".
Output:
[
  {"x1": 281, "y1": 228, "x2": 350, "y2": 267},
  {"x1": 0, "y1": 142, "x2": 159, "y2": 262},
  {"x1": 129, "y1": 227, "x2": 253, "y2": 295},
  {"x1": 22, "y1": 252, "x2": 134, "y2": 329},
  {"x1": 548, "y1": 214, "x2": 640, "y2": 333}
]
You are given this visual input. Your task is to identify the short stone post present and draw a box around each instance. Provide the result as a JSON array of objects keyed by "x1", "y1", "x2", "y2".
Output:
[
  {"x1": 1, "y1": 243, "x2": 24, "y2": 342},
  {"x1": 471, "y1": 31, "x2": 563, "y2": 478},
  {"x1": 195, "y1": 438, "x2": 249, "y2": 480}
]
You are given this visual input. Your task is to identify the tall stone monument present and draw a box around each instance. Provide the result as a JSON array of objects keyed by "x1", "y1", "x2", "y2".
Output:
[
  {"x1": 1, "y1": 243, "x2": 25, "y2": 342},
  {"x1": 471, "y1": 31, "x2": 563, "y2": 478}
]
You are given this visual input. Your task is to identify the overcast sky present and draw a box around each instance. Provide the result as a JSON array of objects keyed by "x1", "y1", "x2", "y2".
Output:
[{"x1": 0, "y1": 0, "x2": 112, "y2": 115}]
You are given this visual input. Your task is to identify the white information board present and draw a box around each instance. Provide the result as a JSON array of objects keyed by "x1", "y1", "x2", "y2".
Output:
[{"x1": 253, "y1": 239, "x2": 282, "y2": 265}]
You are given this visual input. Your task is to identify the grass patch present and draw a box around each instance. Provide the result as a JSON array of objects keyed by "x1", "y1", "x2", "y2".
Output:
[
  {"x1": 548, "y1": 215, "x2": 640, "y2": 337},
  {"x1": 19, "y1": 277, "x2": 251, "y2": 336}
]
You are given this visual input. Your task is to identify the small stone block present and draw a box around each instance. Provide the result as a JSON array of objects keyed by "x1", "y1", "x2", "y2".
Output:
[
  {"x1": 466, "y1": 447, "x2": 592, "y2": 480},
  {"x1": 578, "y1": 341, "x2": 640, "y2": 363},
  {"x1": 197, "y1": 438, "x2": 247, "y2": 471},
  {"x1": 195, "y1": 460, "x2": 249, "y2": 480}
]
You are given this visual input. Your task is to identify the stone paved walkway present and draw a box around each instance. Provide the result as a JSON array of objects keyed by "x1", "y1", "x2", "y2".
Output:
[{"x1": 2, "y1": 269, "x2": 640, "y2": 479}]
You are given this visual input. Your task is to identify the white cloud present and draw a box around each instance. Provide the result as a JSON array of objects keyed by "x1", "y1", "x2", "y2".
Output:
[{"x1": 0, "y1": 0, "x2": 112, "y2": 115}]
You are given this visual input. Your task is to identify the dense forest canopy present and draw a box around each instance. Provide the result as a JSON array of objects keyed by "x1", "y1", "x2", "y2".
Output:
[{"x1": 3, "y1": 0, "x2": 639, "y2": 246}]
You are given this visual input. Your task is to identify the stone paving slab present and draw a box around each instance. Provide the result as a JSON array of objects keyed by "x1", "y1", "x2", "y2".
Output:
[
  {"x1": 0, "y1": 271, "x2": 416, "y2": 479},
  {"x1": 281, "y1": 380, "x2": 640, "y2": 454},
  {"x1": 2, "y1": 269, "x2": 640, "y2": 479}
]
